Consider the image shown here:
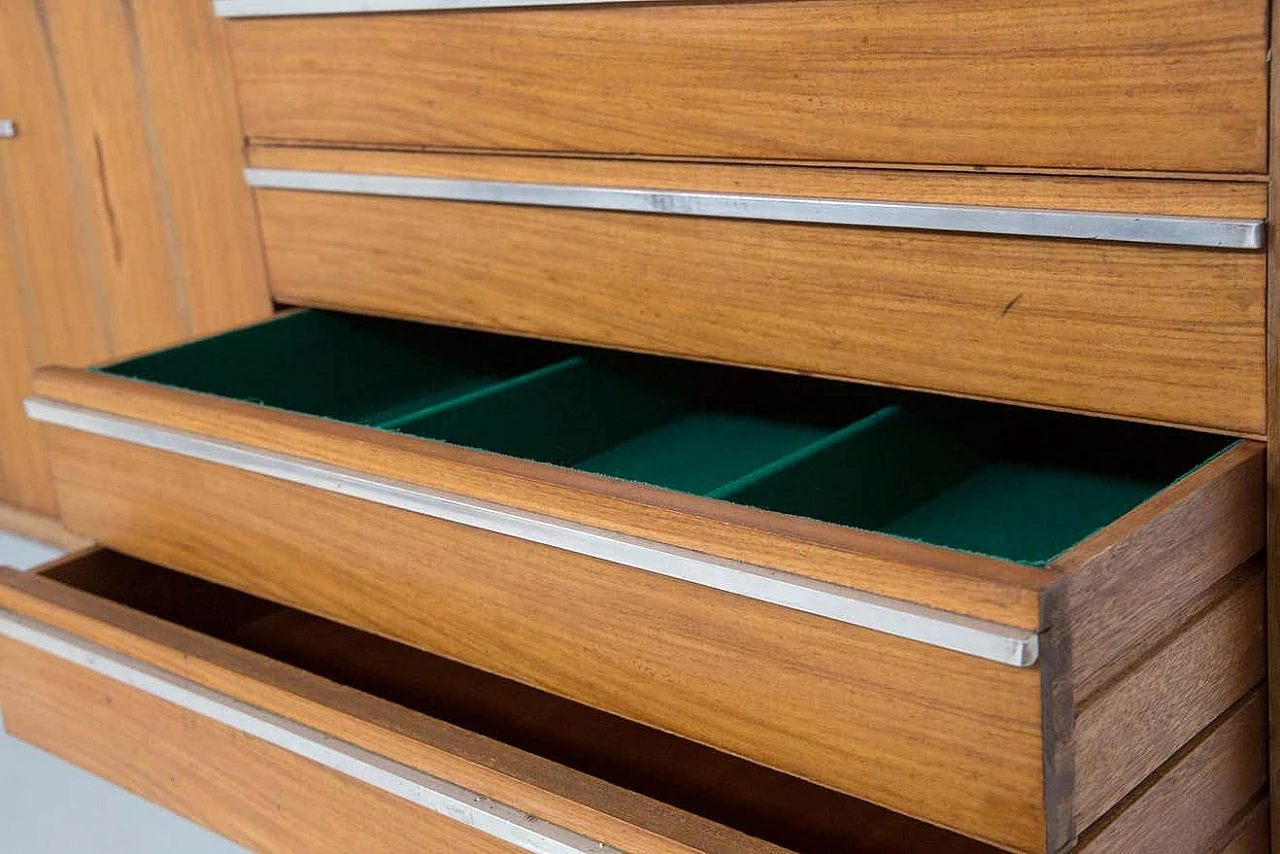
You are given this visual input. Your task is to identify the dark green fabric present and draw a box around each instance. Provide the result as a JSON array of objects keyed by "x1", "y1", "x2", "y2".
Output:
[{"x1": 99, "y1": 309, "x2": 1235, "y2": 567}]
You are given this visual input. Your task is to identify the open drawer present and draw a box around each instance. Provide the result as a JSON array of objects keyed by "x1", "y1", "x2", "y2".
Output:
[
  {"x1": 25, "y1": 310, "x2": 1266, "y2": 852},
  {"x1": 0, "y1": 551, "x2": 1266, "y2": 854}
]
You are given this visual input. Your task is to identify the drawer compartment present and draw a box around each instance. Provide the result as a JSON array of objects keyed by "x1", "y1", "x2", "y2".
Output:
[
  {"x1": 247, "y1": 149, "x2": 1268, "y2": 434},
  {"x1": 0, "y1": 552, "x2": 1265, "y2": 854},
  {"x1": 220, "y1": 0, "x2": 1268, "y2": 173},
  {"x1": 26, "y1": 310, "x2": 1266, "y2": 852}
]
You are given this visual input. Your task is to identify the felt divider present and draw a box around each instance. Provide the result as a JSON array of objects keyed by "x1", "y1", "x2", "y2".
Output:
[
  {"x1": 102, "y1": 310, "x2": 574, "y2": 426},
  {"x1": 99, "y1": 309, "x2": 1236, "y2": 567},
  {"x1": 394, "y1": 354, "x2": 885, "y2": 496}
]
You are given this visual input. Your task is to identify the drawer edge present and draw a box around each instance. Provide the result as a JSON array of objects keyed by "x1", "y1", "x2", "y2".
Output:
[
  {"x1": 24, "y1": 396, "x2": 1038, "y2": 667},
  {"x1": 0, "y1": 607, "x2": 620, "y2": 854}
]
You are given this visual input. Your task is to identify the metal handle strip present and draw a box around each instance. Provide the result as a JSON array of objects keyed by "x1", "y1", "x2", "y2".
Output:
[
  {"x1": 0, "y1": 120, "x2": 15, "y2": 139},
  {"x1": 25, "y1": 397, "x2": 1038, "y2": 666},
  {"x1": 0, "y1": 609, "x2": 622, "y2": 854},
  {"x1": 216, "y1": 0, "x2": 673, "y2": 17},
  {"x1": 244, "y1": 167, "x2": 1264, "y2": 249}
]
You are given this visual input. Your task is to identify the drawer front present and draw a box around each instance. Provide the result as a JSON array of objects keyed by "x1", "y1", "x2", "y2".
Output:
[
  {"x1": 246, "y1": 150, "x2": 1268, "y2": 434},
  {"x1": 221, "y1": 0, "x2": 1268, "y2": 173},
  {"x1": 0, "y1": 552, "x2": 1265, "y2": 854},
  {"x1": 24, "y1": 315, "x2": 1267, "y2": 851}
]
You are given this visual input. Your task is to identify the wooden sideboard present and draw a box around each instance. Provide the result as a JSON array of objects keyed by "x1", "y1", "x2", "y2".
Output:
[{"x1": 0, "y1": 0, "x2": 1274, "y2": 852}]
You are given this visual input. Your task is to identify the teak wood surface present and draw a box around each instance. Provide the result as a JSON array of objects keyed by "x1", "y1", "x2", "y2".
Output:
[
  {"x1": 248, "y1": 148, "x2": 1267, "y2": 436},
  {"x1": 226, "y1": 0, "x2": 1267, "y2": 174},
  {"x1": 28, "y1": 367, "x2": 1268, "y2": 851},
  {"x1": 0, "y1": 0, "x2": 272, "y2": 516},
  {"x1": 0, "y1": 554, "x2": 1266, "y2": 854},
  {"x1": 0, "y1": 565, "x2": 790, "y2": 854}
]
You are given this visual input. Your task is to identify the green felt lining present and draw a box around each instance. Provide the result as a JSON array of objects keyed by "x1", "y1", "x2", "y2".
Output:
[{"x1": 100, "y1": 310, "x2": 1234, "y2": 567}]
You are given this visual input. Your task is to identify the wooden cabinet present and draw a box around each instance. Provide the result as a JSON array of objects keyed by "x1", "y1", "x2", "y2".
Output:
[{"x1": 0, "y1": 0, "x2": 1274, "y2": 851}]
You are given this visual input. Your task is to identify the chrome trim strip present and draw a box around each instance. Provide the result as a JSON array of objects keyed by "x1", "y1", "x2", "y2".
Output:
[
  {"x1": 244, "y1": 167, "x2": 1265, "y2": 249},
  {"x1": 0, "y1": 610, "x2": 619, "y2": 854},
  {"x1": 216, "y1": 0, "x2": 669, "y2": 16},
  {"x1": 25, "y1": 397, "x2": 1039, "y2": 666}
]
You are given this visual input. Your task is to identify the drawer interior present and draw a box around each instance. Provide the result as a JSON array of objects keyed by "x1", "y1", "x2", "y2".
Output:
[
  {"x1": 101, "y1": 310, "x2": 1232, "y2": 565},
  {"x1": 36, "y1": 552, "x2": 997, "y2": 854}
]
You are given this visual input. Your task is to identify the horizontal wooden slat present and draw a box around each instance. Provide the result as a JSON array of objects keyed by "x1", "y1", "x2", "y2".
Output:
[
  {"x1": 226, "y1": 0, "x2": 1268, "y2": 173},
  {"x1": 1076, "y1": 689, "x2": 1268, "y2": 853},
  {"x1": 1072, "y1": 563, "x2": 1266, "y2": 827}
]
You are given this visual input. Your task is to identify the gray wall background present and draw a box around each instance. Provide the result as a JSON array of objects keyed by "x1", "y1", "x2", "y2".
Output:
[{"x1": 0, "y1": 530, "x2": 246, "y2": 854}]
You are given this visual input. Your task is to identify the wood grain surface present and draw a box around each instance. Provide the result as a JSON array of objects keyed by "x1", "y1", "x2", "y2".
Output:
[
  {"x1": 38, "y1": 428, "x2": 1048, "y2": 852},
  {"x1": 0, "y1": 188, "x2": 56, "y2": 512},
  {"x1": 38, "y1": 0, "x2": 189, "y2": 356},
  {"x1": 0, "y1": 0, "x2": 272, "y2": 514},
  {"x1": 1071, "y1": 563, "x2": 1265, "y2": 828},
  {"x1": 253, "y1": 181, "x2": 1266, "y2": 435},
  {"x1": 32, "y1": 367, "x2": 1051, "y2": 628},
  {"x1": 127, "y1": 0, "x2": 273, "y2": 337},
  {"x1": 1219, "y1": 798, "x2": 1269, "y2": 854},
  {"x1": 0, "y1": 560, "x2": 995, "y2": 854},
  {"x1": 0, "y1": 503, "x2": 92, "y2": 552},
  {"x1": 0, "y1": 0, "x2": 110, "y2": 514},
  {"x1": 227, "y1": 0, "x2": 1268, "y2": 173},
  {"x1": 1075, "y1": 689, "x2": 1268, "y2": 854},
  {"x1": 1054, "y1": 441, "x2": 1265, "y2": 697}
]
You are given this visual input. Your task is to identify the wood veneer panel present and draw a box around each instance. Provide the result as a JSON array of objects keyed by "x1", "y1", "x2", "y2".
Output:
[
  {"x1": 0, "y1": 190, "x2": 55, "y2": 512},
  {"x1": 227, "y1": 0, "x2": 1268, "y2": 173},
  {"x1": 1071, "y1": 563, "x2": 1266, "y2": 828},
  {"x1": 254, "y1": 187, "x2": 1266, "y2": 434},
  {"x1": 1054, "y1": 441, "x2": 1265, "y2": 697},
  {"x1": 1075, "y1": 690, "x2": 1268, "y2": 854},
  {"x1": 38, "y1": 0, "x2": 188, "y2": 355},
  {"x1": 1219, "y1": 798, "x2": 1269, "y2": 854},
  {"x1": 0, "y1": 503, "x2": 91, "y2": 552},
  {"x1": 39, "y1": 428, "x2": 1048, "y2": 852},
  {"x1": 128, "y1": 0, "x2": 273, "y2": 336}
]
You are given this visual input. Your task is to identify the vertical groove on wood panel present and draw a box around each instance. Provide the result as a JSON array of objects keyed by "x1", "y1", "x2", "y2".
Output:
[
  {"x1": 127, "y1": 0, "x2": 273, "y2": 336},
  {"x1": 118, "y1": 0, "x2": 193, "y2": 340}
]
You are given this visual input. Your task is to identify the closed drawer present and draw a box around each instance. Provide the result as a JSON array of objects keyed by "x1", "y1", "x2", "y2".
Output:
[
  {"x1": 246, "y1": 148, "x2": 1268, "y2": 434},
  {"x1": 24, "y1": 310, "x2": 1266, "y2": 852},
  {"x1": 0, "y1": 552, "x2": 1265, "y2": 854},
  {"x1": 218, "y1": 0, "x2": 1269, "y2": 174}
]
